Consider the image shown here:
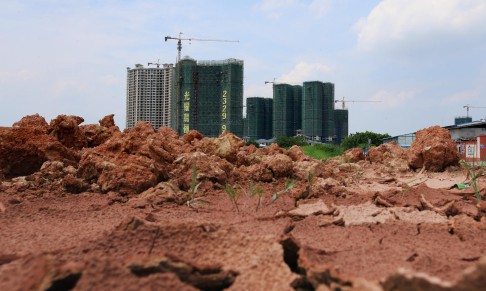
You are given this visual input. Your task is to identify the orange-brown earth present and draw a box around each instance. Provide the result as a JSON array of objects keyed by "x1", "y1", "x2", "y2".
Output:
[{"x1": 0, "y1": 114, "x2": 485, "y2": 290}]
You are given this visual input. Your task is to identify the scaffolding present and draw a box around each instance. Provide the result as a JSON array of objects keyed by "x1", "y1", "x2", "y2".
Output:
[
  {"x1": 247, "y1": 97, "x2": 273, "y2": 140},
  {"x1": 302, "y1": 81, "x2": 335, "y2": 142},
  {"x1": 172, "y1": 58, "x2": 244, "y2": 137},
  {"x1": 334, "y1": 109, "x2": 348, "y2": 145},
  {"x1": 273, "y1": 84, "x2": 300, "y2": 137}
]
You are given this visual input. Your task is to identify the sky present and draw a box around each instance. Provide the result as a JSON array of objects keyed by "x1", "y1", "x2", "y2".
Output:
[{"x1": 1, "y1": 0, "x2": 486, "y2": 136}]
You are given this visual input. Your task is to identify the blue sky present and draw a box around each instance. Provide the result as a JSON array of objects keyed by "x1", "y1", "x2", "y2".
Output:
[{"x1": 1, "y1": 0, "x2": 486, "y2": 136}]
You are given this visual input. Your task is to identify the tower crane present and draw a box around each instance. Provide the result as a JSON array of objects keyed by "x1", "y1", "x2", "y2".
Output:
[
  {"x1": 334, "y1": 97, "x2": 381, "y2": 110},
  {"x1": 265, "y1": 78, "x2": 284, "y2": 85},
  {"x1": 164, "y1": 32, "x2": 238, "y2": 135},
  {"x1": 463, "y1": 104, "x2": 486, "y2": 118},
  {"x1": 164, "y1": 32, "x2": 239, "y2": 63},
  {"x1": 147, "y1": 60, "x2": 160, "y2": 68}
]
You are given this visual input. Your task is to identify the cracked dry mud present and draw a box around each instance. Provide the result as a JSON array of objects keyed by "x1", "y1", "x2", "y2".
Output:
[{"x1": 1, "y1": 114, "x2": 485, "y2": 290}]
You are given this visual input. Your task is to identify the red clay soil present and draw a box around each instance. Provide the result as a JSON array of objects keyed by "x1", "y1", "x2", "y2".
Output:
[{"x1": 0, "y1": 115, "x2": 485, "y2": 291}]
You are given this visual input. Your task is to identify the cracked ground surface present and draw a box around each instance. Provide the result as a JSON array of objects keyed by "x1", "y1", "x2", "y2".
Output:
[{"x1": 1, "y1": 171, "x2": 485, "y2": 291}]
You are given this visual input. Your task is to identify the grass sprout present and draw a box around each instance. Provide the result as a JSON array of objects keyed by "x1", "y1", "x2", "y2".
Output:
[
  {"x1": 271, "y1": 178, "x2": 296, "y2": 203},
  {"x1": 186, "y1": 162, "x2": 208, "y2": 208},
  {"x1": 248, "y1": 180, "x2": 265, "y2": 211},
  {"x1": 225, "y1": 183, "x2": 240, "y2": 213}
]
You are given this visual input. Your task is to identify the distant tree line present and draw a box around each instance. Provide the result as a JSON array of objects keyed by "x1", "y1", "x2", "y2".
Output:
[{"x1": 340, "y1": 131, "x2": 391, "y2": 149}]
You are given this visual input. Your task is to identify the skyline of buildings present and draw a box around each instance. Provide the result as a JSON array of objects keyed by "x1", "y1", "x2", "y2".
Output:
[{"x1": 125, "y1": 59, "x2": 348, "y2": 144}]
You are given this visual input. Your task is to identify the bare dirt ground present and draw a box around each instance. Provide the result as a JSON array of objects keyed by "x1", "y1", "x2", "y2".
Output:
[{"x1": 0, "y1": 115, "x2": 485, "y2": 290}]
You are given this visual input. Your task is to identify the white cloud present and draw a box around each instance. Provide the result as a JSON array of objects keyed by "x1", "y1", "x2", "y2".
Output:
[
  {"x1": 356, "y1": 0, "x2": 486, "y2": 54},
  {"x1": 279, "y1": 61, "x2": 335, "y2": 84},
  {"x1": 370, "y1": 89, "x2": 418, "y2": 108},
  {"x1": 444, "y1": 89, "x2": 479, "y2": 103}
]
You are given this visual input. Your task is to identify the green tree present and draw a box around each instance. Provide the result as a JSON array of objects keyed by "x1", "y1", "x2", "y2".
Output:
[
  {"x1": 341, "y1": 131, "x2": 391, "y2": 149},
  {"x1": 275, "y1": 136, "x2": 308, "y2": 148}
]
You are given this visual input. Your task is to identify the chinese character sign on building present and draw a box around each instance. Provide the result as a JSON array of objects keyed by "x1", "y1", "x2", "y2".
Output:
[{"x1": 183, "y1": 91, "x2": 190, "y2": 134}]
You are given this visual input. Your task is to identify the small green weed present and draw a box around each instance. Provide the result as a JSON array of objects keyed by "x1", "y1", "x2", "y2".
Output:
[
  {"x1": 225, "y1": 183, "x2": 240, "y2": 213},
  {"x1": 461, "y1": 160, "x2": 484, "y2": 205},
  {"x1": 248, "y1": 180, "x2": 265, "y2": 211},
  {"x1": 186, "y1": 162, "x2": 208, "y2": 208},
  {"x1": 271, "y1": 178, "x2": 296, "y2": 202}
]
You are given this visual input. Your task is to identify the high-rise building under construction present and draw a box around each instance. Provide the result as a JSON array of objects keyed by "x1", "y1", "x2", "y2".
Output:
[
  {"x1": 334, "y1": 109, "x2": 348, "y2": 144},
  {"x1": 302, "y1": 81, "x2": 335, "y2": 142},
  {"x1": 172, "y1": 57, "x2": 244, "y2": 137},
  {"x1": 126, "y1": 63, "x2": 173, "y2": 129},
  {"x1": 272, "y1": 84, "x2": 302, "y2": 137},
  {"x1": 246, "y1": 97, "x2": 273, "y2": 140}
]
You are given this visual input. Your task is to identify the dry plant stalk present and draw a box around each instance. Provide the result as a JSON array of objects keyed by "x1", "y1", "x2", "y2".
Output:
[{"x1": 419, "y1": 194, "x2": 454, "y2": 215}]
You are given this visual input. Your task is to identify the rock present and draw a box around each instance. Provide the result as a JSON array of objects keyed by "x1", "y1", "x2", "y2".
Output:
[
  {"x1": 170, "y1": 152, "x2": 232, "y2": 190},
  {"x1": 97, "y1": 154, "x2": 158, "y2": 194},
  {"x1": 288, "y1": 200, "x2": 334, "y2": 217},
  {"x1": 183, "y1": 129, "x2": 204, "y2": 143},
  {"x1": 62, "y1": 174, "x2": 90, "y2": 194},
  {"x1": 382, "y1": 257, "x2": 486, "y2": 291},
  {"x1": 49, "y1": 114, "x2": 87, "y2": 150},
  {"x1": 314, "y1": 177, "x2": 340, "y2": 192},
  {"x1": 194, "y1": 132, "x2": 245, "y2": 163},
  {"x1": 99, "y1": 114, "x2": 116, "y2": 128},
  {"x1": 139, "y1": 181, "x2": 185, "y2": 205},
  {"x1": 407, "y1": 126, "x2": 459, "y2": 172},
  {"x1": 239, "y1": 164, "x2": 273, "y2": 183},
  {"x1": 262, "y1": 154, "x2": 293, "y2": 178},
  {"x1": 367, "y1": 141, "x2": 409, "y2": 172},
  {"x1": 342, "y1": 148, "x2": 364, "y2": 163},
  {"x1": 288, "y1": 145, "x2": 306, "y2": 162},
  {"x1": 382, "y1": 268, "x2": 452, "y2": 290},
  {"x1": 126, "y1": 197, "x2": 148, "y2": 209},
  {"x1": 78, "y1": 121, "x2": 182, "y2": 194},
  {"x1": 80, "y1": 115, "x2": 120, "y2": 148},
  {"x1": 12, "y1": 114, "x2": 49, "y2": 133},
  {"x1": 0, "y1": 116, "x2": 78, "y2": 178},
  {"x1": 337, "y1": 163, "x2": 361, "y2": 173},
  {"x1": 293, "y1": 160, "x2": 324, "y2": 180}
]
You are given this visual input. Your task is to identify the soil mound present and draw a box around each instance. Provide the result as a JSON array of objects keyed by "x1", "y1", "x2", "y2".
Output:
[
  {"x1": 49, "y1": 115, "x2": 87, "y2": 150},
  {"x1": 0, "y1": 115, "x2": 78, "y2": 178},
  {"x1": 368, "y1": 141, "x2": 409, "y2": 172},
  {"x1": 408, "y1": 126, "x2": 459, "y2": 171},
  {"x1": 80, "y1": 114, "x2": 120, "y2": 147}
]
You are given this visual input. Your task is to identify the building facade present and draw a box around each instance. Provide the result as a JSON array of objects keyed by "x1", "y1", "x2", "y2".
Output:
[
  {"x1": 246, "y1": 97, "x2": 273, "y2": 140},
  {"x1": 272, "y1": 84, "x2": 302, "y2": 137},
  {"x1": 334, "y1": 109, "x2": 348, "y2": 145},
  {"x1": 172, "y1": 58, "x2": 244, "y2": 137},
  {"x1": 126, "y1": 63, "x2": 173, "y2": 129},
  {"x1": 302, "y1": 81, "x2": 335, "y2": 142}
]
